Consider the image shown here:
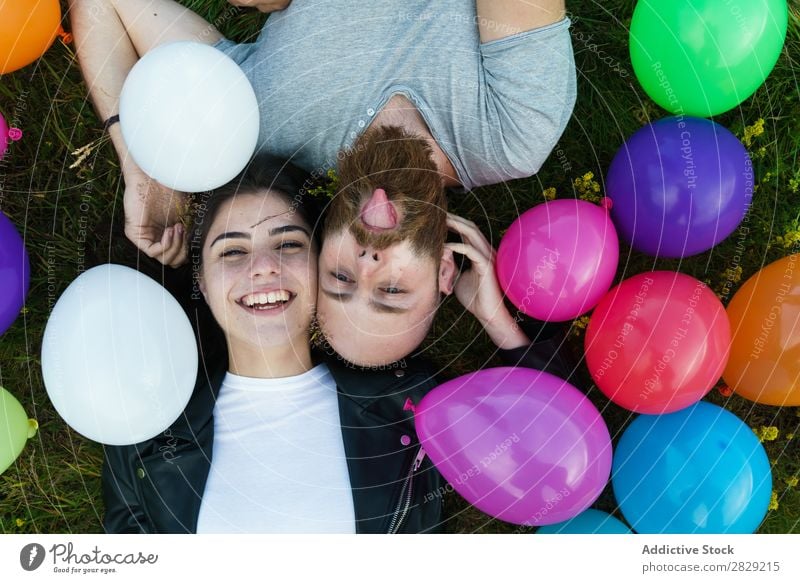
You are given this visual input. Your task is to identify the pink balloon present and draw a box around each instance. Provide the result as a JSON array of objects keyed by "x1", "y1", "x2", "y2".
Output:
[
  {"x1": 0, "y1": 111, "x2": 21, "y2": 162},
  {"x1": 0, "y1": 111, "x2": 8, "y2": 160},
  {"x1": 497, "y1": 199, "x2": 619, "y2": 321},
  {"x1": 414, "y1": 367, "x2": 612, "y2": 526}
]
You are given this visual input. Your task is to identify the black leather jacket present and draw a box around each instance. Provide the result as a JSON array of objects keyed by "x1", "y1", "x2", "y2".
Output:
[
  {"x1": 102, "y1": 348, "x2": 448, "y2": 533},
  {"x1": 101, "y1": 270, "x2": 571, "y2": 533}
]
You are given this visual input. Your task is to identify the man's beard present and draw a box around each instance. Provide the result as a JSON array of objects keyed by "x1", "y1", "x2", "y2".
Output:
[{"x1": 324, "y1": 125, "x2": 448, "y2": 260}]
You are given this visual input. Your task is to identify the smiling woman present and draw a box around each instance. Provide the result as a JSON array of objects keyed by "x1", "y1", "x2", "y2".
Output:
[
  {"x1": 192, "y1": 159, "x2": 321, "y2": 378},
  {"x1": 100, "y1": 154, "x2": 447, "y2": 534}
]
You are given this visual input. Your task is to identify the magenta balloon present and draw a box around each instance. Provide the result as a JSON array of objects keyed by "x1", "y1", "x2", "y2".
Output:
[
  {"x1": 0, "y1": 111, "x2": 8, "y2": 160},
  {"x1": 496, "y1": 199, "x2": 619, "y2": 321},
  {"x1": 415, "y1": 367, "x2": 612, "y2": 526}
]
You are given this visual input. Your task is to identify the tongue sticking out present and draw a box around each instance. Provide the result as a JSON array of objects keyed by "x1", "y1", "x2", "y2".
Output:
[{"x1": 360, "y1": 188, "x2": 398, "y2": 230}]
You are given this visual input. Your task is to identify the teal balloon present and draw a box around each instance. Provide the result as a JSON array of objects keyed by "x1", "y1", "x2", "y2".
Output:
[
  {"x1": 537, "y1": 509, "x2": 632, "y2": 534},
  {"x1": 630, "y1": 0, "x2": 789, "y2": 117},
  {"x1": 612, "y1": 401, "x2": 772, "y2": 533}
]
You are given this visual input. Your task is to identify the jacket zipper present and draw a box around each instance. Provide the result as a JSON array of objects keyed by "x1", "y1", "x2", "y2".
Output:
[{"x1": 387, "y1": 447, "x2": 427, "y2": 534}]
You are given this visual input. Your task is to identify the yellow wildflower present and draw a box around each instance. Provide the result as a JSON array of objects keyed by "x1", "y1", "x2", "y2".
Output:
[
  {"x1": 775, "y1": 229, "x2": 800, "y2": 249},
  {"x1": 16, "y1": 518, "x2": 25, "y2": 527},
  {"x1": 570, "y1": 315, "x2": 591, "y2": 337},
  {"x1": 789, "y1": 170, "x2": 800, "y2": 194},
  {"x1": 573, "y1": 171, "x2": 602, "y2": 204},
  {"x1": 721, "y1": 265, "x2": 742, "y2": 286},
  {"x1": 755, "y1": 426, "x2": 780, "y2": 442},
  {"x1": 306, "y1": 168, "x2": 340, "y2": 200},
  {"x1": 542, "y1": 187, "x2": 557, "y2": 201},
  {"x1": 768, "y1": 491, "x2": 779, "y2": 511},
  {"x1": 785, "y1": 476, "x2": 798, "y2": 488},
  {"x1": 787, "y1": 433, "x2": 795, "y2": 440},
  {"x1": 741, "y1": 118, "x2": 765, "y2": 148}
]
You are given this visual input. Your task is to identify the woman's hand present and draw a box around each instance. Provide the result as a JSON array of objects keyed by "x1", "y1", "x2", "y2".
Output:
[
  {"x1": 445, "y1": 213, "x2": 529, "y2": 350},
  {"x1": 227, "y1": 0, "x2": 292, "y2": 13},
  {"x1": 122, "y1": 165, "x2": 189, "y2": 268}
]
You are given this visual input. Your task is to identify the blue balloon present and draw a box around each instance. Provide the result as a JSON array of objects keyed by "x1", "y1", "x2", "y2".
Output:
[
  {"x1": 607, "y1": 116, "x2": 753, "y2": 258},
  {"x1": 612, "y1": 402, "x2": 771, "y2": 533},
  {"x1": 537, "y1": 509, "x2": 632, "y2": 534}
]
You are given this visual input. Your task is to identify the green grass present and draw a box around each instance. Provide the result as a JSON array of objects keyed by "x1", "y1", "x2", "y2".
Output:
[{"x1": 1, "y1": 0, "x2": 799, "y2": 534}]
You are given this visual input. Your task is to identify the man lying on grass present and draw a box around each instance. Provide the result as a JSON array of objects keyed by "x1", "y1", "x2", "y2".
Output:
[
  {"x1": 69, "y1": 0, "x2": 575, "y2": 366},
  {"x1": 69, "y1": 0, "x2": 575, "y2": 266}
]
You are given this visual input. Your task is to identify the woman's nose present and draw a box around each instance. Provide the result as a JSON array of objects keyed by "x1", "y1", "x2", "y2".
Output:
[{"x1": 249, "y1": 252, "x2": 281, "y2": 278}]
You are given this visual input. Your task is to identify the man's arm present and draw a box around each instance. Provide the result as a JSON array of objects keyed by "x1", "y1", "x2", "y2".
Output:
[
  {"x1": 476, "y1": 0, "x2": 566, "y2": 43},
  {"x1": 445, "y1": 214, "x2": 530, "y2": 351},
  {"x1": 227, "y1": 0, "x2": 291, "y2": 13},
  {"x1": 68, "y1": 0, "x2": 222, "y2": 267}
]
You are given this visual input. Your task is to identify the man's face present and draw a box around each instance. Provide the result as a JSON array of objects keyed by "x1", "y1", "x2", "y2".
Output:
[
  {"x1": 317, "y1": 125, "x2": 454, "y2": 365},
  {"x1": 317, "y1": 228, "x2": 442, "y2": 366}
]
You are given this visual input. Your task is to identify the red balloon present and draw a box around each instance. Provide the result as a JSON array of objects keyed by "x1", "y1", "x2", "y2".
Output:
[{"x1": 585, "y1": 271, "x2": 731, "y2": 413}]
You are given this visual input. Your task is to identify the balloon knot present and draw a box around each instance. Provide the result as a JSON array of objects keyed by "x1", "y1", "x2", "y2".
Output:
[
  {"x1": 600, "y1": 197, "x2": 613, "y2": 211},
  {"x1": 8, "y1": 128, "x2": 22, "y2": 142},
  {"x1": 58, "y1": 26, "x2": 73, "y2": 44},
  {"x1": 718, "y1": 385, "x2": 733, "y2": 397},
  {"x1": 27, "y1": 418, "x2": 39, "y2": 439},
  {"x1": 402, "y1": 397, "x2": 416, "y2": 413}
]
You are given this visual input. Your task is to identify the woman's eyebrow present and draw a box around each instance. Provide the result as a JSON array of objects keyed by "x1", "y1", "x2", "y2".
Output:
[
  {"x1": 210, "y1": 231, "x2": 250, "y2": 247},
  {"x1": 268, "y1": 224, "x2": 311, "y2": 237},
  {"x1": 209, "y1": 225, "x2": 310, "y2": 248}
]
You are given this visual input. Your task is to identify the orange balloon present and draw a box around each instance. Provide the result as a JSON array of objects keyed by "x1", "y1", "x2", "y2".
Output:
[
  {"x1": 0, "y1": 0, "x2": 61, "y2": 75},
  {"x1": 723, "y1": 254, "x2": 800, "y2": 406}
]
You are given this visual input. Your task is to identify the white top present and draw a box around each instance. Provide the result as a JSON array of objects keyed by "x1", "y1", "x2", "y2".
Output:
[{"x1": 196, "y1": 363, "x2": 356, "y2": 533}]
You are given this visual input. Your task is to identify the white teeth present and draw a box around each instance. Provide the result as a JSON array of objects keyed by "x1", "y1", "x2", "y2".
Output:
[{"x1": 241, "y1": 290, "x2": 291, "y2": 307}]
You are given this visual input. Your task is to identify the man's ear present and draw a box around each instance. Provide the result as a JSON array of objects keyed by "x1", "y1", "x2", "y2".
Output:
[{"x1": 438, "y1": 247, "x2": 457, "y2": 296}]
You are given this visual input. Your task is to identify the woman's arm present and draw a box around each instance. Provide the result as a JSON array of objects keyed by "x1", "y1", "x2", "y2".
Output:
[
  {"x1": 101, "y1": 446, "x2": 151, "y2": 533},
  {"x1": 475, "y1": 0, "x2": 566, "y2": 43}
]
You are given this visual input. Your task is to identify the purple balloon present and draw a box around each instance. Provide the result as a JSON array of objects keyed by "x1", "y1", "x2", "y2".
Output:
[
  {"x1": 607, "y1": 116, "x2": 752, "y2": 258},
  {"x1": 415, "y1": 367, "x2": 612, "y2": 526},
  {"x1": 0, "y1": 211, "x2": 30, "y2": 335}
]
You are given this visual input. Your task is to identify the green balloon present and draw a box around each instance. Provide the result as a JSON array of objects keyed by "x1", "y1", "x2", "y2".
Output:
[
  {"x1": 1, "y1": 386, "x2": 38, "y2": 475},
  {"x1": 630, "y1": 0, "x2": 788, "y2": 117}
]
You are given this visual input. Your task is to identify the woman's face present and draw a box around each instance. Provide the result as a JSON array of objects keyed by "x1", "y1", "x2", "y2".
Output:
[{"x1": 199, "y1": 191, "x2": 318, "y2": 352}]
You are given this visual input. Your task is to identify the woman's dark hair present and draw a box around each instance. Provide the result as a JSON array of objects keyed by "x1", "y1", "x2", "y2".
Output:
[
  {"x1": 188, "y1": 153, "x2": 323, "y2": 270},
  {"x1": 172, "y1": 154, "x2": 323, "y2": 369}
]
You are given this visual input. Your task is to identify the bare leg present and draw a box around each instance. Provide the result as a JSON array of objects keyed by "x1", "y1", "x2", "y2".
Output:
[{"x1": 68, "y1": 0, "x2": 223, "y2": 267}]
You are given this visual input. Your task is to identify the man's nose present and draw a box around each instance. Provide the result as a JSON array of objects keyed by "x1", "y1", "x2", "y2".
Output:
[{"x1": 356, "y1": 246, "x2": 382, "y2": 275}]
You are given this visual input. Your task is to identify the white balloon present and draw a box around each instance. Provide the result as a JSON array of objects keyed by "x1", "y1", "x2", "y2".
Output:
[
  {"x1": 41, "y1": 265, "x2": 198, "y2": 445},
  {"x1": 120, "y1": 41, "x2": 260, "y2": 193}
]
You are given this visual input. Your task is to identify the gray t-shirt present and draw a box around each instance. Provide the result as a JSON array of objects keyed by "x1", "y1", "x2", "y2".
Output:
[{"x1": 214, "y1": 0, "x2": 576, "y2": 190}]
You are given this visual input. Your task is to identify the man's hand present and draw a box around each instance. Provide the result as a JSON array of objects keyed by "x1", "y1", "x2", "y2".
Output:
[
  {"x1": 445, "y1": 213, "x2": 529, "y2": 350},
  {"x1": 122, "y1": 166, "x2": 189, "y2": 268},
  {"x1": 227, "y1": 0, "x2": 291, "y2": 13}
]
